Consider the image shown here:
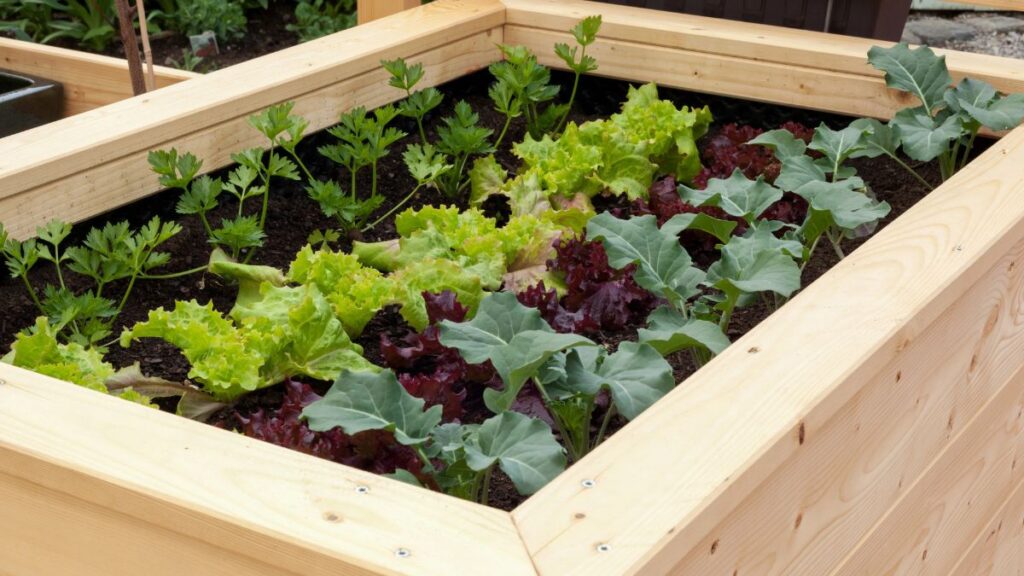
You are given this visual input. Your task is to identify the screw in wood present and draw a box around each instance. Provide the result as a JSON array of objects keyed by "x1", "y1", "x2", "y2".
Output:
[
  {"x1": 596, "y1": 543, "x2": 612, "y2": 553},
  {"x1": 355, "y1": 485, "x2": 370, "y2": 495},
  {"x1": 395, "y1": 548, "x2": 412, "y2": 558},
  {"x1": 581, "y1": 479, "x2": 596, "y2": 489}
]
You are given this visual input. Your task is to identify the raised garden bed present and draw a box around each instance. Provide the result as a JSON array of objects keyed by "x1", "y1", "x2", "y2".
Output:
[
  {"x1": 0, "y1": 36, "x2": 198, "y2": 119},
  {"x1": 3, "y1": 0, "x2": 1024, "y2": 574}
]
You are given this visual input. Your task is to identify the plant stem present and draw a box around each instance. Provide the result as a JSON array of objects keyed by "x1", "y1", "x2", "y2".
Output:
[
  {"x1": 494, "y1": 114, "x2": 513, "y2": 151},
  {"x1": 350, "y1": 168, "x2": 358, "y2": 201},
  {"x1": 20, "y1": 273, "x2": 44, "y2": 312},
  {"x1": 594, "y1": 403, "x2": 617, "y2": 449},
  {"x1": 362, "y1": 184, "x2": 422, "y2": 232},
  {"x1": 140, "y1": 264, "x2": 208, "y2": 280},
  {"x1": 285, "y1": 147, "x2": 314, "y2": 183},
  {"x1": 555, "y1": 63, "x2": 584, "y2": 134},
  {"x1": 887, "y1": 154, "x2": 934, "y2": 191},
  {"x1": 371, "y1": 160, "x2": 379, "y2": 199},
  {"x1": 960, "y1": 130, "x2": 978, "y2": 171},
  {"x1": 416, "y1": 117, "x2": 428, "y2": 146},
  {"x1": 480, "y1": 467, "x2": 493, "y2": 506},
  {"x1": 117, "y1": 273, "x2": 139, "y2": 314},
  {"x1": 199, "y1": 211, "x2": 214, "y2": 240},
  {"x1": 828, "y1": 230, "x2": 846, "y2": 260}
]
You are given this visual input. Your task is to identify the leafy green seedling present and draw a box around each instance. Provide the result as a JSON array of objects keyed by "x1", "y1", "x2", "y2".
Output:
[
  {"x1": 303, "y1": 369, "x2": 565, "y2": 503},
  {"x1": 383, "y1": 57, "x2": 444, "y2": 145},
  {"x1": 868, "y1": 43, "x2": 1024, "y2": 181},
  {"x1": 435, "y1": 101, "x2": 494, "y2": 198},
  {"x1": 554, "y1": 15, "x2": 601, "y2": 133}
]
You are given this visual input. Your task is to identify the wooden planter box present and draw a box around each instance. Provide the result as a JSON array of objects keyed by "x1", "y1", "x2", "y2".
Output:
[
  {"x1": 0, "y1": 38, "x2": 198, "y2": 123},
  {"x1": 3, "y1": 1, "x2": 1024, "y2": 574}
]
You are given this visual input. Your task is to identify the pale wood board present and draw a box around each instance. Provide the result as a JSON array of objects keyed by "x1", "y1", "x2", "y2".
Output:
[
  {"x1": 0, "y1": 0, "x2": 505, "y2": 214},
  {"x1": 950, "y1": 474, "x2": 1024, "y2": 575},
  {"x1": 507, "y1": 26, "x2": 917, "y2": 120},
  {"x1": 503, "y1": 0, "x2": 1024, "y2": 94},
  {"x1": 829, "y1": 365, "x2": 1024, "y2": 575},
  {"x1": 358, "y1": 0, "x2": 423, "y2": 24},
  {"x1": 663, "y1": 234, "x2": 1024, "y2": 574},
  {"x1": 0, "y1": 37, "x2": 199, "y2": 117},
  {"x1": 0, "y1": 364, "x2": 537, "y2": 576},
  {"x1": 513, "y1": 119, "x2": 1024, "y2": 575},
  {"x1": 0, "y1": 27, "x2": 502, "y2": 239},
  {"x1": 955, "y1": 0, "x2": 1024, "y2": 9}
]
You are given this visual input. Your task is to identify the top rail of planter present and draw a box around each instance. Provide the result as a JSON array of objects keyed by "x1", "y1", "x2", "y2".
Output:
[{"x1": 0, "y1": 37, "x2": 199, "y2": 118}]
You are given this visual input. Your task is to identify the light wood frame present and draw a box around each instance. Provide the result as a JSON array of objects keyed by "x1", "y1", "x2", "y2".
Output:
[
  {"x1": 3, "y1": 1, "x2": 1024, "y2": 574},
  {"x1": 0, "y1": 37, "x2": 199, "y2": 117}
]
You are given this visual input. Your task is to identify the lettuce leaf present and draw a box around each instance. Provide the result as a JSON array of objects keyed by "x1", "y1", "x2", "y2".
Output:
[
  {"x1": 7, "y1": 317, "x2": 153, "y2": 406},
  {"x1": 121, "y1": 294, "x2": 375, "y2": 401},
  {"x1": 474, "y1": 83, "x2": 711, "y2": 214},
  {"x1": 287, "y1": 245, "x2": 394, "y2": 336}
]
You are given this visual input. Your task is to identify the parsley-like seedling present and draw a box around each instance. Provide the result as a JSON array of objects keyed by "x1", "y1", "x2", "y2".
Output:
[
  {"x1": 2, "y1": 217, "x2": 182, "y2": 347},
  {"x1": 554, "y1": 15, "x2": 601, "y2": 133},
  {"x1": 383, "y1": 57, "x2": 444, "y2": 145}
]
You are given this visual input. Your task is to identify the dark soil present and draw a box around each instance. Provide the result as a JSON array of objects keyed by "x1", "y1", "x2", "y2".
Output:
[{"x1": 0, "y1": 68, "x2": 984, "y2": 510}]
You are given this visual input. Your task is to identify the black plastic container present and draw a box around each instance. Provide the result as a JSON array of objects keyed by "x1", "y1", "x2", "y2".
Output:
[
  {"x1": 0, "y1": 70, "x2": 63, "y2": 138},
  {"x1": 603, "y1": 0, "x2": 913, "y2": 41}
]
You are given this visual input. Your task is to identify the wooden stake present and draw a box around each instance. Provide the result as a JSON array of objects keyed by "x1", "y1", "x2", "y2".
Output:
[
  {"x1": 136, "y1": 0, "x2": 156, "y2": 91},
  {"x1": 114, "y1": 0, "x2": 146, "y2": 95}
]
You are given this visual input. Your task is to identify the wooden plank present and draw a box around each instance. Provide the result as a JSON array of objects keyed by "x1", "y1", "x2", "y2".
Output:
[
  {"x1": 829, "y1": 365, "x2": 1024, "y2": 575},
  {"x1": 950, "y1": 475, "x2": 1024, "y2": 575},
  {"x1": 502, "y1": 0, "x2": 1024, "y2": 97},
  {"x1": 358, "y1": 0, "x2": 423, "y2": 24},
  {"x1": 955, "y1": 0, "x2": 1024, "y2": 10},
  {"x1": 0, "y1": 0, "x2": 504, "y2": 222},
  {"x1": 0, "y1": 27, "x2": 501, "y2": 239},
  {"x1": 512, "y1": 116, "x2": 1024, "y2": 574},
  {"x1": 0, "y1": 37, "x2": 199, "y2": 117},
  {"x1": 0, "y1": 363, "x2": 537, "y2": 576},
  {"x1": 506, "y1": 26, "x2": 914, "y2": 120},
  {"x1": 661, "y1": 232, "x2": 1024, "y2": 574}
]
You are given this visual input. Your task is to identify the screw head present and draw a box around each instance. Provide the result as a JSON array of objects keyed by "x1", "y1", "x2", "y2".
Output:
[
  {"x1": 355, "y1": 485, "x2": 370, "y2": 494},
  {"x1": 596, "y1": 543, "x2": 612, "y2": 553},
  {"x1": 581, "y1": 479, "x2": 596, "y2": 489},
  {"x1": 395, "y1": 548, "x2": 412, "y2": 558}
]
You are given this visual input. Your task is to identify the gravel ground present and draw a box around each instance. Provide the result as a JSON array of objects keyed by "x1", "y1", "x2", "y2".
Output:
[
  {"x1": 946, "y1": 29, "x2": 1024, "y2": 58},
  {"x1": 905, "y1": 12, "x2": 1024, "y2": 58}
]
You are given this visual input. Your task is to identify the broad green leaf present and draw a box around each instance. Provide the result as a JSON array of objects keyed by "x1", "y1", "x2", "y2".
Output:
[
  {"x1": 679, "y1": 170, "x2": 783, "y2": 223},
  {"x1": 868, "y1": 43, "x2": 952, "y2": 112},
  {"x1": 795, "y1": 179, "x2": 892, "y2": 233},
  {"x1": 303, "y1": 370, "x2": 442, "y2": 446},
  {"x1": 586, "y1": 213, "x2": 705, "y2": 306},
  {"x1": 775, "y1": 155, "x2": 827, "y2": 193},
  {"x1": 944, "y1": 77, "x2": 997, "y2": 116},
  {"x1": 465, "y1": 411, "x2": 566, "y2": 495},
  {"x1": 962, "y1": 94, "x2": 1024, "y2": 132},
  {"x1": 707, "y1": 232, "x2": 802, "y2": 299},
  {"x1": 849, "y1": 118, "x2": 900, "y2": 160},
  {"x1": 638, "y1": 306, "x2": 731, "y2": 356},
  {"x1": 664, "y1": 213, "x2": 738, "y2": 244},
  {"x1": 749, "y1": 129, "x2": 807, "y2": 161},
  {"x1": 564, "y1": 342, "x2": 674, "y2": 420},
  {"x1": 438, "y1": 292, "x2": 594, "y2": 413},
  {"x1": 809, "y1": 124, "x2": 868, "y2": 176},
  {"x1": 891, "y1": 107, "x2": 962, "y2": 162}
]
